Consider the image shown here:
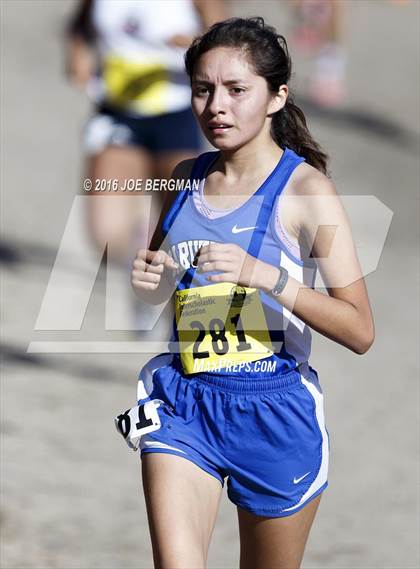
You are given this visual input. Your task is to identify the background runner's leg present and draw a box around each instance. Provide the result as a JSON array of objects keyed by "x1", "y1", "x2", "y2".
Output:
[
  {"x1": 86, "y1": 145, "x2": 154, "y2": 264},
  {"x1": 141, "y1": 453, "x2": 223, "y2": 569}
]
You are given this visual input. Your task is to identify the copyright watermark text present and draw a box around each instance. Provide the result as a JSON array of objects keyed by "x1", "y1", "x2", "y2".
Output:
[{"x1": 83, "y1": 178, "x2": 200, "y2": 192}]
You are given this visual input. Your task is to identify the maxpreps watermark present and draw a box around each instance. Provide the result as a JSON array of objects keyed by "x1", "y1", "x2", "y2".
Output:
[
  {"x1": 193, "y1": 359, "x2": 277, "y2": 374},
  {"x1": 28, "y1": 194, "x2": 393, "y2": 354},
  {"x1": 83, "y1": 178, "x2": 200, "y2": 192}
]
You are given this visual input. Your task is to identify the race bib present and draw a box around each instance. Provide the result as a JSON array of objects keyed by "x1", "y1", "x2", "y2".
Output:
[
  {"x1": 175, "y1": 283, "x2": 273, "y2": 375},
  {"x1": 114, "y1": 399, "x2": 163, "y2": 451},
  {"x1": 103, "y1": 55, "x2": 168, "y2": 114}
]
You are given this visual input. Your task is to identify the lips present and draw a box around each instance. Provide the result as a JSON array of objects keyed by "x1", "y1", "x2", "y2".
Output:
[{"x1": 208, "y1": 122, "x2": 233, "y2": 133}]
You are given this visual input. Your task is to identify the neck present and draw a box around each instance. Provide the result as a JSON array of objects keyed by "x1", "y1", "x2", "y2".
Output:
[{"x1": 217, "y1": 133, "x2": 284, "y2": 182}]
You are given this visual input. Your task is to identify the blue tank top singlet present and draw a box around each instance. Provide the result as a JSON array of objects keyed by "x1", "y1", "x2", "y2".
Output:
[{"x1": 161, "y1": 147, "x2": 317, "y2": 377}]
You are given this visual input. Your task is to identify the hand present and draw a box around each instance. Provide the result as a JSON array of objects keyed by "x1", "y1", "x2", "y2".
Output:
[
  {"x1": 131, "y1": 249, "x2": 178, "y2": 293},
  {"x1": 166, "y1": 34, "x2": 194, "y2": 48},
  {"x1": 197, "y1": 243, "x2": 279, "y2": 292},
  {"x1": 65, "y1": 37, "x2": 94, "y2": 89}
]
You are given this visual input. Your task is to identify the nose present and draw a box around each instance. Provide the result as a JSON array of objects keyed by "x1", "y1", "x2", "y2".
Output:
[{"x1": 207, "y1": 86, "x2": 227, "y2": 116}]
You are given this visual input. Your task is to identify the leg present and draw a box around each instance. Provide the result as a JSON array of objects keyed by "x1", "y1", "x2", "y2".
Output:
[
  {"x1": 237, "y1": 494, "x2": 322, "y2": 569},
  {"x1": 85, "y1": 145, "x2": 154, "y2": 264},
  {"x1": 142, "y1": 453, "x2": 223, "y2": 569},
  {"x1": 308, "y1": 1, "x2": 347, "y2": 107}
]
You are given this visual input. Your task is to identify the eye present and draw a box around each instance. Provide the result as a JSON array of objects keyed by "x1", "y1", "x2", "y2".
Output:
[
  {"x1": 230, "y1": 87, "x2": 245, "y2": 95},
  {"x1": 193, "y1": 86, "x2": 210, "y2": 96}
]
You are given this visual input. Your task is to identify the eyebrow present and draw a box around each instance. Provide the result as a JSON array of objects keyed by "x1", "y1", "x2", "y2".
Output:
[{"x1": 192, "y1": 78, "x2": 248, "y2": 86}]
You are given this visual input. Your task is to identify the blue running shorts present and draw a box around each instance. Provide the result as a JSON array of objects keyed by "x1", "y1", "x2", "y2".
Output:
[{"x1": 134, "y1": 353, "x2": 329, "y2": 518}]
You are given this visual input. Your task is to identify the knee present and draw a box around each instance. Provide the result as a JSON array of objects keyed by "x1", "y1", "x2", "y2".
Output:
[
  {"x1": 150, "y1": 519, "x2": 209, "y2": 569},
  {"x1": 152, "y1": 540, "x2": 207, "y2": 569}
]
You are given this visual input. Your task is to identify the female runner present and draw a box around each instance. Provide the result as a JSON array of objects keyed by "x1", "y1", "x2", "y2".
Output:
[{"x1": 117, "y1": 17, "x2": 375, "y2": 569}]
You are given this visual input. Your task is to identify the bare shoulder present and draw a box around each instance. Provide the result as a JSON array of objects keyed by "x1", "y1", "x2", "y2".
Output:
[
  {"x1": 290, "y1": 161, "x2": 337, "y2": 197},
  {"x1": 161, "y1": 157, "x2": 196, "y2": 218},
  {"x1": 281, "y1": 162, "x2": 338, "y2": 239},
  {"x1": 172, "y1": 158, "x2": 196, "y2": 181},
  {"x1": 290, "y1": 163, "x2": 344, "y2": 229}
]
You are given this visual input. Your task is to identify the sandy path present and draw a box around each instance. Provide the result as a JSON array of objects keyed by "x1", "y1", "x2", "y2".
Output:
[{"x1": 1, "y1": 1, "x2": 419, "y2": 567}]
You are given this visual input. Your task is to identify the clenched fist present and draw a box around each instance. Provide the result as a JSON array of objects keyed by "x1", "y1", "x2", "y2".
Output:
[{"x1": 131, "y1": 249, "x2": 178, "y2": 293}]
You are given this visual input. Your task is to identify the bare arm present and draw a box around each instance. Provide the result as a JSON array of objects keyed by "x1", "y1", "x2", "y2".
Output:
[
  {"x1": 262, "y1": 170, "x2": 375, "y2": 354},
  {"x1": 193, "y1": 0, "x2": 228, "y2": 29},
  {"x1": 131, "y1": 159, "x2": 195, "y2": 305},
  {"x1": 167, "y1": 1, "x2": 227, "y2": 48},
  {"x1": 64, "y1": 0, "x2": 96, "y2": 88}
]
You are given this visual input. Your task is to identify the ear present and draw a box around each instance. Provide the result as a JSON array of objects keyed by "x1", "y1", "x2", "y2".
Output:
[{"x1": 268, "y1": 84, "x2": 288, "y2": 115}]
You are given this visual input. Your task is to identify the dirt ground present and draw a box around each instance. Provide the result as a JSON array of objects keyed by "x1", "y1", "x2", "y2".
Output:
[{"x1": 1, "y1": 1, "x2": 419, "y2": 568}]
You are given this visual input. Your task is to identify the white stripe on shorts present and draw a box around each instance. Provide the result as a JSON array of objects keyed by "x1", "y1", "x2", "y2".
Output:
[
  {"x1": 140, "y1": 437, "x2": 187, "y2": 454},
  {"x1": 283, "y1": 370, "x2": 329, "y2": 512},
  {"x1": 137, "y1": 353, "x2": 174, "y2": 401}
]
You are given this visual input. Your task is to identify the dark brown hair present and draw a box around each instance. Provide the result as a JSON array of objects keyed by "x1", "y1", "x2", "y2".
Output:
[{"x1": 185, "y1": 17, "x2": 329, "y2": 175}]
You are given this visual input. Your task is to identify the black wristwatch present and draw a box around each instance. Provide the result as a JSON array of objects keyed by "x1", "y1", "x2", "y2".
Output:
[{"x1": 271, "y1": 267, "x2": 289, "y2": 296}]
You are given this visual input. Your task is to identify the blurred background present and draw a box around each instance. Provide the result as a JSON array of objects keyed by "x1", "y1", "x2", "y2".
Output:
[{"x1": 1, "y1": 1, "x2": 419, "y2": 567}]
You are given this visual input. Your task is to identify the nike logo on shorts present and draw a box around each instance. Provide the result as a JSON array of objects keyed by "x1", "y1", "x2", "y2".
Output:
[
  {"x1": 293, "y1": 471, "x2": 311, "y2": 484},
  {"x1": 232, "y1": 224, "x2": 257, "y2": 234}
]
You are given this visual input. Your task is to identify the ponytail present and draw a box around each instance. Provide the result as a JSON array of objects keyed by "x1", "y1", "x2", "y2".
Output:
[{"x1": 272, "y1": 98, "x2": 329, "y2": 175}]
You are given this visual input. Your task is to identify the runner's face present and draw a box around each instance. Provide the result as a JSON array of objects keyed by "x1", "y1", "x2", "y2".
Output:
[{"x1": 191, "y1": 47, "x2": 278, "y2": 151}]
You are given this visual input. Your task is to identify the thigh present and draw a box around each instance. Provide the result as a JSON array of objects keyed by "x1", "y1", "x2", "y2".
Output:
[
  {"x1": 141, "y1": 452, "x2": 223, "y2": 569},
  {"x1": 86, "y1": 145, "x2": 154, "y2": 260},
  {"x1": 237, "y1": 493, "x2": 322, "y2": 569}
]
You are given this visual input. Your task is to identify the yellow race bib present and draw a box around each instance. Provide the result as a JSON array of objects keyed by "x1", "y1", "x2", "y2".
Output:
[
  {"x1": 175, "y1": 282, "x2": 273, "y2": 375},
  {"x1": 103, "y1": 55, "x2": 168, "y2": 114}
]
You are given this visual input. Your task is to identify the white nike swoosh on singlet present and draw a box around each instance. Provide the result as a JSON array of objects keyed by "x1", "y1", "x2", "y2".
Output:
[
  {"x1": 232, "y1": 224, "x2": 258, "y2": 233},
  {"x1": 293, "y1": 471, "x2": 311, "y2": 484}
]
